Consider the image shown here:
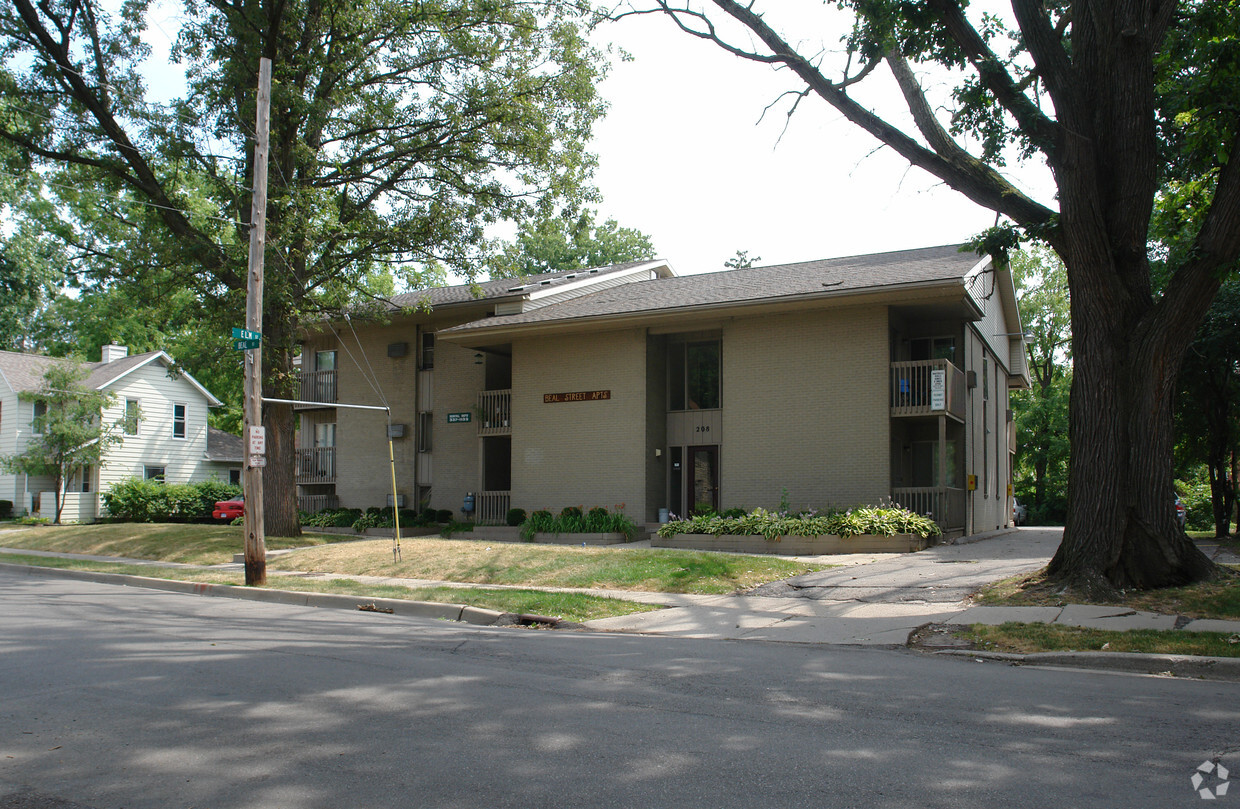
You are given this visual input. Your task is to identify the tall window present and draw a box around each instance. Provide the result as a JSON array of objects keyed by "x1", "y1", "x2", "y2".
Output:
[
  {"x1": 124, "y1": 399, "x2": 139, "y2": 435},
  {"x1": 173, "y1": 403, "x2": 186, "y2": 439},
  {"x1": 32, "y1": 400, "x2": 47, "y2": 435},
  {"x1": 668, "y1": 340, "x2": 721, "y2": 411},
  {"x1": 418, "y1": 412, "x2": 433, "y2": 452},
  {"x1": 420, "y1": 332, "x2": 435, "y2": 370},
  {"x1": 315, "y1": 350, "x2": 337, "y2": 371}
]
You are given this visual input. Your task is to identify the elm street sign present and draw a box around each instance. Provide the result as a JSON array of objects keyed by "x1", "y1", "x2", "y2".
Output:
[{"x1": 231, "y1": 327, "x2": 261, "y2": 350}]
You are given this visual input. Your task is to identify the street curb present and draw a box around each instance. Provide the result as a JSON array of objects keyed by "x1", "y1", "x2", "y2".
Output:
[
  {"x1": 933, "y1": 648, "x2": 1240, "y2": 682},
  {"x1": 0, "y1": 561, "x2": 510, "y2": 627}
]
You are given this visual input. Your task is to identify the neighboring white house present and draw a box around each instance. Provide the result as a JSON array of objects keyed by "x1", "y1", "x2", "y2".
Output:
[{"x1": 0, "y1": 344, "x2": 230, "y2": 522}]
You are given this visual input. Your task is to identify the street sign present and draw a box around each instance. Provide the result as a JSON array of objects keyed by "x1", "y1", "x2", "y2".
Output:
[
  {"x1": 232, "y1": 338, "x2": 261, "y2": 351},
  {"x1": 248, "y1": 454, "x2": 266, "y2": 468},
  {"x1": 248, "y1": 425, "x2": 266, "y2": 455},
  {"x1": 232, "y1": 327, "x2": 261, "y2": 340}
]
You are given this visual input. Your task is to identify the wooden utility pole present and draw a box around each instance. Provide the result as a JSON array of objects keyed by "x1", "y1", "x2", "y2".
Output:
[{"x1": 243, "y1": 57, "x2": 272, "y2": 586}]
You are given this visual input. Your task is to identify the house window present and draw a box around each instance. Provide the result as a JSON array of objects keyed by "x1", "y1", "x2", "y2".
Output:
[
  {"x1": 420, "y1": 332, "x2": 435, "y2": 370},
  {"x1": 418, "y1": 412, "x2": 432, "y2": 452},
  {"x1": 314, "y1": 422, "x2": 336, "y2": 448},
  {"x1": 668, "y1": 340, "x2": 721, "y2": 411},
  {"x1": 32, "y1": 400, "x2": 47, "y2": 435},
  {"x1": 124, "y1": 399, "x2": 140, "y2": 436},
  {"x1": 173, "y1": 403, "x2": 187, "y2": 439},
  {"x1": 229, "y1": 469, "x2": 241, "y2": 486},
  {"x1": 78, "y1": 466, "x2": 93, "y2": 493},
  {"x1": 145, "y1": 466, "x2": 166, "y2": 482},
  {"x1": 315, "y1": 350, "x2": 337, "y2": 372},
  {"x1": 910, "y1": 336, "x2": 957, "y2": 364}
]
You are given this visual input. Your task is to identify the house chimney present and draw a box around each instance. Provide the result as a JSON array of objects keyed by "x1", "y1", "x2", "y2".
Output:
[{"x1": 101, "y1": 343, "x2": 129, "y2": 363}]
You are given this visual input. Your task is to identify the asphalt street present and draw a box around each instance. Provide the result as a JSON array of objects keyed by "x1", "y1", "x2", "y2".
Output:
[{"x1": 2, "y1": 571, "x2": 1237, "y2": 809}]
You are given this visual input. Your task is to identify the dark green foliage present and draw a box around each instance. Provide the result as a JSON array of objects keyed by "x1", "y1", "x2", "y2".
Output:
[
  {"x1": 302, "y1": 508, "x2": 363, "y2": 528},
  {"x1": 658, "y1": 505, "x2": 942, "y2": 541},
  {"x1": 722, "y1": 507, "x2": 748, "y2": 519},
  {"x1": 0, "y1": 500, "x2": 12, "y2": 519},
  {"x1": 519, "y1": 506, "x2": 639, "y2": 541},
  {"x1": 506, "y1": 508, "x2": 527, "y2": 527},
  {"x1": 560, "y1": 506, "x2": 583, "y2": 520},
  {"x1": 102, "y1": 479, "x2": 242, "y2": 523},
  {"x1": 435, "y1": 509, "x2": 454, "y2": 524}
]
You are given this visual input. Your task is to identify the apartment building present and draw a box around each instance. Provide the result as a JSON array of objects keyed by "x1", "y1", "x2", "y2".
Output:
[{"x1": 297, "y1": 245, "x2": 1028, "y2": 536}]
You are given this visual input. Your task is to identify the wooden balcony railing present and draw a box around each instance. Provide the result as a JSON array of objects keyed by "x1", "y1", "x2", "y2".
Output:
[
  {"x1": 296, "y1": 446, "x2": 336, "y2": 483},
  {"x1": 298, "y1": 493, "x2": 339, "y2": 514},
  {"x1": 890, "y1": 359, "x2": 966, "y2": 420},
  {"x1": 297, "y1": 369, "x2": 338, "y2": 407},
  {"x1": 891, "y1": 486, "x2": 966, "y2": 532},
  {"x1": 475, "y1": 491, "x2": 510, "y2": 525},
  {"x1": 477, "y1": 389, "x2": 511, "y2": 436}
]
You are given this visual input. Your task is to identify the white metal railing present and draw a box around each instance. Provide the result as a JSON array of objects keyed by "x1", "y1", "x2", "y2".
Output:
[
  {"x1": 296, "y1": 447, "x2": 336, "y2": 483},
  {"x1": 891, "y1": 486, "x2": 966, "y2": 532},
  {"x1": 890, "y1": 359, "x2": 966, "y2": 420},
  {"x1": 297, "y1": 369, "x2": 338, "y2": 406},
  {"x1": 298, "y1": 493, "x2": 339, "y2": 514},
  {"x1": 475, "y1": 490, "x2": 510, "y2": 525},
  {"x1": 477, "y1": 389, "x2": 511, "y2": 436}
]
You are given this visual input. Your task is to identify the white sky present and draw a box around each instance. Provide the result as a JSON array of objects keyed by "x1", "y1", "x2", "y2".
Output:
[{"x1": 588, "y1": 7, "x2": 1057, "y2": 276}]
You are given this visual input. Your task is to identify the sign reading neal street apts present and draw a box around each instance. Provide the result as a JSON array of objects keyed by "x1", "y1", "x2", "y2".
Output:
[
  {"x1": 543, "y1": 390, "x2": 611, "y2": 404},
  {"x1": 447, "y1": 412, "x2": 472, "y2": 423}
]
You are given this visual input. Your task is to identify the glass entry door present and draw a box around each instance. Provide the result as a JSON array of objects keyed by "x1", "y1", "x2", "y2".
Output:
[{"x1": 688, "y1": 445, "x2": 719, "y2": 515}]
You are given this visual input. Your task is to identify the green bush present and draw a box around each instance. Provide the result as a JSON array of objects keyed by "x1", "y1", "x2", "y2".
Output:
[
  {"x1": 302, "y1": 508, "x2": 362, "y2": 528},
  {"x1": 506, "y1": 508, "x2": 527, "y2": 527},
  {"x1": 102, "y1": 478, "x2": 241, "y2": 522},
  {"x1": 519, "y1": 506, "x2": 638, "y2": 541},
  {"x1": 435, "y1": 509, "x2": 454, "y2": 523},
  {"x1": 1177, "y1": 468, "x2": 1215, "y2": 531},
  {"x1": 657, "y1": 505, "x2": 942, "y2": 541}
]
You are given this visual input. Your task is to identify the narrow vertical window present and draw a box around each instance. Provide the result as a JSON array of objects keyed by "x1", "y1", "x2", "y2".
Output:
[
  {"x1": 125, "y1": 399, "x2": 140, "y2": 435},
  {"x1": 420, "y1": 332, "x2": 435, "y2": 370},
  {"x1": 418, "y1": 412, "x2": 432, "y2": 452},
  {"x1": 32, "y1": 400, "x2": 47, "y2": 435},
  {"x1": 173, "y1": 403, "x2": 187, "y2": 439}
]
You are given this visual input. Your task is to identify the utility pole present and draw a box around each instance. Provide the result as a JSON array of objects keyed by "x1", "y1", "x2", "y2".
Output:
[{"x1": 243, "y1": 57, "x2": 272, "y2": 586}]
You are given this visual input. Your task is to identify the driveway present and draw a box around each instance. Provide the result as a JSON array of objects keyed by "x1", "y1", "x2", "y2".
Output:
[{"x1": 749, "y1": 527, "x2": 1062, "y2": 604}]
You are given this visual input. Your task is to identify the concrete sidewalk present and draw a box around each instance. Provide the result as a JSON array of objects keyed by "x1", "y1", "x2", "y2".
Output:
[{"x1": 3, "y1": 527, "x2": 1239, "y2": 653}]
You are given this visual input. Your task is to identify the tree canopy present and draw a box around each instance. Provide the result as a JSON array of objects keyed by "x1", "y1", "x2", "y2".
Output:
[
  {"x1": 636, "y1": 0, "x2": 1240, "y2": 593},
  {"x1": 1, "y1": 0, "x2": 611, "y2": 534},
  {"x1": 491, "y1": 206, "x2": 656, "y2": 276}
]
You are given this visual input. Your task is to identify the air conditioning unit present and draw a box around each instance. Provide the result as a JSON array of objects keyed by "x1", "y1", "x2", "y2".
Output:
[
  {"x1": 387, "y1": 342, "x2": 408, "y2": 358},
  {"x1": 387, "y1": 423, "x2": 406, "y2": 439}
]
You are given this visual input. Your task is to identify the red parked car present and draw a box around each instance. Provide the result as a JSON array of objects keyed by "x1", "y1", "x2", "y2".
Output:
[{"x1": 213, "y1": 496, "x2": 244, "y2": 521}]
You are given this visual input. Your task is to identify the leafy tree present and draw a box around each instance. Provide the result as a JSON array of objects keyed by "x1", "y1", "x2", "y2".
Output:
[
  {"x1": 0, "y1": 362, "x2": 123, "y2": 524},
  {"x1": 636, "y1": 0, "x2": 1240, "y2": 594},
  {"x1": 1175, "y1": 279, "x2": 1240, "y2": 537},
  {"x1": 1011, "y1": 247, "x2": 1071, "y2": 523},
  {"x1": 1, "y1": 0, "x2": 608, "y2": 537},
  {"x1": 491, "y1": 206, "x2": 655, "y2": 276},
  {"x1": 724, "y1": 250, "x2": 760, "y2": 270}
]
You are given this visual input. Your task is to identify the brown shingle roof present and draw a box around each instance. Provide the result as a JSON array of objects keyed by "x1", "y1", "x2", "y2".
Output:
[
  {"x1": 207, "y1": 427, "x2": 243, "y2": 463},
  {"x1": 385, "y1": 260, "x2": 660, "y2": 310},
  {"x1": 443, "y1": 244, "x2": 983, "y2": 333}
]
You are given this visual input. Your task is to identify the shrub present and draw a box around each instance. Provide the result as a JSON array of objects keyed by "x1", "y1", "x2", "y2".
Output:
[
  {"x1": 303, "y1": 508, "x2": 362, "y2": 528},
  {"x1": 435, "y1": 509, "x2": 454, "y2": 523},
  {"x1": 656, "y1": 505, "x2": 941, "y2": 541},
  {"x1": 102, "y1": 478, "x2": 240, "y2": 522},
  {"x1": 0, "y1": 500, "x2": 12, "y2": 519},
  {"x1": 506, "y1": 508, "x2": 527, "y2": 527},
  {"x1": 520, "y1": 506, "x2": 639, "y2": 541}
]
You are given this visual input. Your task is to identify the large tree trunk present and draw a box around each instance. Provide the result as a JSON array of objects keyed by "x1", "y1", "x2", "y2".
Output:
[{"x1": 1048, "y1": 245, "x2": 1222, "y2": 595}]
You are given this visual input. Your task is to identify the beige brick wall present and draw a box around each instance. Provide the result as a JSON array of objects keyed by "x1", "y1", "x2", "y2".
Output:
[
  {"x1": 720, "y1": 306, "x2": 891, "y2": 512},
  {"x1": 511, "y1": 328, "x2": 650, "y2": 520}
]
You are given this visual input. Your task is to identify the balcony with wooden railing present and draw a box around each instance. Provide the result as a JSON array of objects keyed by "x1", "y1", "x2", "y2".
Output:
[
  {"x1": 477, "y1": 389, "x2": 511, "y2": 436},
  {"x1": 475, "y1": 490, "x2": 511, "y2": 525},
  {"x1": 891, "y1": 486, "x2": 966, "y2": 533},
  {"x1": 296, "y1": 369, "x2": 338, "y2": 408},
  {"x1": 296, "y1": 446, "x2": 336, "y2": 484},
  {"x1": 890, "y1": 359, "x2": 966, "y2": 421}
]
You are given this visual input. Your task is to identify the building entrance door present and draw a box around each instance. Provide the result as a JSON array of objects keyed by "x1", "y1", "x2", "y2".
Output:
[{"x1": 688, "y1": 445, "x2": 719, "y2": 515}]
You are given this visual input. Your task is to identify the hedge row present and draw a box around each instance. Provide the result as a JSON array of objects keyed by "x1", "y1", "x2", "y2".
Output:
[{"x1": 102, "y1": 479, "x2": 242, "y2": 523}]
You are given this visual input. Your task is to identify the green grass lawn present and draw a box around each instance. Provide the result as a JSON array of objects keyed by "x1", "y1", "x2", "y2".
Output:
[
  {"x1": 282, "y1": 536, "x2": 826, "y2": 594},
  {"x1": 0, "y1": 553, "x2": 660, "y2": 623},
  {"x1": 958, "y1": 623, "x2": 1240, "y2": 658},
  {"x1": 0, "y1": 522, "x2": 355, "y2": 565}
]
